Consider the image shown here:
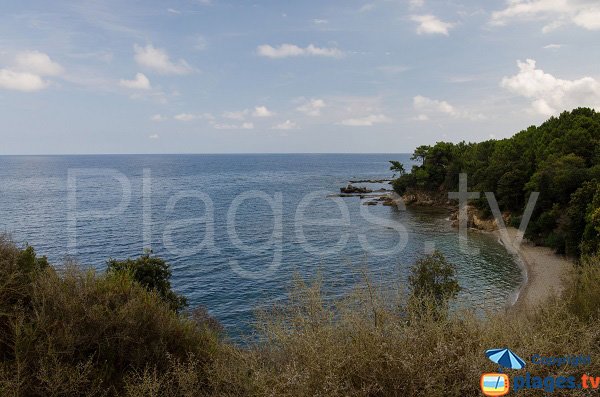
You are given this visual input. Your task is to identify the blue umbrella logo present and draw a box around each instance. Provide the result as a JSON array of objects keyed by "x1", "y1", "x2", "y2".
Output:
[{"x1": 485, "y1": 348, "x2": 526, "y2": 371}]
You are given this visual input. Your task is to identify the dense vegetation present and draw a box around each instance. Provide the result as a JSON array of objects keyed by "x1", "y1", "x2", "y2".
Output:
[
  {"x1": 1, "y1": 237, "x2": 600, "y2": 396},
  {"x1": 391, "y1": 108, "x2": 600, "y2": 258}
]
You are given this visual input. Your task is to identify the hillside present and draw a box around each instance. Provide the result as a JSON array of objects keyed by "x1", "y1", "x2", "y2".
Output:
[{"x1": 391, "y1": 108, "x2": 600, "y2": 258}]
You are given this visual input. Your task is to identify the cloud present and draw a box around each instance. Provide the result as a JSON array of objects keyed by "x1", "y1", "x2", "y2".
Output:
[
  {"x1": 150, "y1": 114, "x2": 167, "y2": 122},
  {"x1": 272, "y1": 120, "x2": 299, "y2": 130},
  {"x1": 0, "y1": 50, "x2": 63, "y2": 92},
  {"x1": 174, "y1": 113, "x2": 214, "y2": 121},
  {"x1": 413, "y1": 95, "x2": 484, "y2": 120},
  {"x1": 491, "y1": 0, "x2": 600, "y2": 31},
  {"x1": 149, "y1": 133, "x2": 159, "y2": 139},
  {"x1": 257, "y1": 44, "x2": 343, "y2": 58},
  {"x1": 411, "y1": 14, "x2": 454, "y2": 35},
  {"x1": 338, "y1": 114, "x2": 391, "y2": 126},
  {"x1": 167, "y1": 8, "x2": 181, "y2": 14},
  {"x1": 296, "y1": 98, "x2": 326, "y2": 116},
  {"x1": 252, "y1": 106, "x2": 274, "y2": 117},
  {"x1": 410, "y1": 0, "x2": 425, "y2": 8},
  {"x1": 313, "y1": 19, "x2": 328, "y2": 24},
  {"x1": 213, "y1": 122, "x2": 254, "y2": 130},
  {"x1": 134, "y1": 44, "x2": 194, "y2": 75},
  {"x1": 14, "y1": 51, "x2": 63, "y2": 76},
  {"x1": 0, "y1": 69, "x2": 47, "y2": 92},
  {"x1": 119, "y1": 73, "x2": 151, "y2": 90},
  {"x1": 543, "y1": 43, "x2": 563, "y2": 49},
  {"x1": 500, "y1": 58, "x2": 600, "y2": 115},
  {"x1": 223, "y1": 110, "x2": 249, "y2": 120}
]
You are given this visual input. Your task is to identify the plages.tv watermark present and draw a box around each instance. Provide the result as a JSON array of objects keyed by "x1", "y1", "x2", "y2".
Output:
[
  {"x1": 480, "y1": 348, "x2": 597, "y2": 396},
  {"x1": 66, "y1": 169, "x2": 539, "y2": 279}
]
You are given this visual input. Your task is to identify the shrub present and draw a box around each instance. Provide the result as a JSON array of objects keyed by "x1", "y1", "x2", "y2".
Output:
[
  {"x1": 0, "y1": 238, "x2": 219, "y2": 397},
  {"x1": 107, "y1": 255, "x2": 187, "y2": 312}
]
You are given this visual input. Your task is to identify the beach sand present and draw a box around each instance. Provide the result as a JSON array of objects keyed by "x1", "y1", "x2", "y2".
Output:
[{"x1": 497, "y1": 227, "x2": 573, "y2": 309}]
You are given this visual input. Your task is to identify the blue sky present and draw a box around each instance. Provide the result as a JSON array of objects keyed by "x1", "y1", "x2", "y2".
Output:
[{"x1": 1, "y1": 0, "x2": 599, "y2": 154}]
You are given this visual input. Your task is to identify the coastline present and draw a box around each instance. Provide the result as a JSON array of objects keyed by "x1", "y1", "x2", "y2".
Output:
[{"x1": 496, "y1": 227, "x2": 573, "y2": 309}]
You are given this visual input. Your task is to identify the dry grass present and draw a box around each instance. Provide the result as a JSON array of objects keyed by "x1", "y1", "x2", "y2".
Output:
[{"x1": 1, "y1": 235, "x2": 600, "y2": 396}]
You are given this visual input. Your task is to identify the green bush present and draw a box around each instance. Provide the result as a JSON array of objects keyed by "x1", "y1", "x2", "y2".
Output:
[
  {"x1": 0, "y1": 238, "x2": 219, "y2": 397},
  {"x1": 107, "y1": 255, "x2": 188, "y2": 312}
]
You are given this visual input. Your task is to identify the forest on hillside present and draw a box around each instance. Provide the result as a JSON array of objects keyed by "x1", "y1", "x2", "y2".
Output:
[{"x1": 391, "y1": 108, "x2": 600, "y2": 258}]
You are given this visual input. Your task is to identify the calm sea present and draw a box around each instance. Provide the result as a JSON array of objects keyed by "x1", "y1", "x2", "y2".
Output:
[{"x1": 0, "y1": 154, "x2": 521, "y2": 340}]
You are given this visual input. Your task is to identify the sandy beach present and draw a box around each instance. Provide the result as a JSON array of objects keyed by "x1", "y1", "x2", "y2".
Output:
[{"x1": 496, "y1": 227, "x2": 573, "y2": 309}]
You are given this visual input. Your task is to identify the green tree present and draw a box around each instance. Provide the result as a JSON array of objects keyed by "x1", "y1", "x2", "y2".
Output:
[
  {"x1": 107, "y1": 254, "x2": 187, "y2": 312},
  {"x1": 389, "y1": 160, "x2": 406, "y2": 178},
  {"x1": 408, "y1": 251, "x2": 461, "y2": 305}
]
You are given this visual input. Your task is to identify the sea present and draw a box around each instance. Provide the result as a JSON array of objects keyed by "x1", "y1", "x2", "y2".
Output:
[{"x1": 0, "y1": 154, "x2": 522, "y2": 340}]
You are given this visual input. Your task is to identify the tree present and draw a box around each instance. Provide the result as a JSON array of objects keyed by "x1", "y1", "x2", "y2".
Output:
[
  {"x1": 408, "y1": 251, "x2": 461, "y2": 305},
  {"x1": 107, "y1": 254, "x2": 187, "y2": 312},
  {"x1": 389, "y1": 161, "x2": 406, "y2": 178}
]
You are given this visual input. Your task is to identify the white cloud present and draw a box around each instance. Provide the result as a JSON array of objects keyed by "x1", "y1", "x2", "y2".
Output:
[
  {"x1": 413, "y1": 95, "x2": 484, "y2": 120},
  {"x1": 296, "y1": 98, "x2": 326, "y2": 116},
  {"x1": 213, "y1": 122, "x2": 254, "y2": 130},
  {"x1": 0, "y1": 50, "x2": 64, "y2": 92},
  {"x1": 149, "y1": 133, "x2": 160, "y2": 139},
  {"x1": 223, "y1": 110, "x2": 249, "y2": 120},
  {"x1": 14, "y1": 51, "x2": 63, "y2": 76},
  {"x1": 174, "y1": 113, "x2": 197, "y2": 121},
  {"x1": 151, "y1": 114, "x2": 167, "y2": 122},
  {"x1": 491, "y1": 0, "x2": 600, "y2": 31},
  {"x1": 414, "y1": 95, "x2": 456, "y2": 115},
  {"x1": 410, "y1": 0, "x2": 425, "y2": 8},
  {"x1": 338, "y1": 114, "x2": 391, "y2": 126},
  {"x1": 134, "y1": 44, "x2": 194, "y2": 75},
  {"x1": 411, "y1": 14, "x2": 454, "y2": 35},
  {"x1": 119, "y1": 73, "x2": 151, "y2": 90},
  {"x1": 272, "y1": 120, "x2": 299, "y2": 130},
  {"x1": 257, "y1": 44, "x2": 343, "y2": 59},
  {"x1": 174, "y1": 113, "x2": 214, "y2": 122},
  {"x1": 500, "y1": 58, "x2": 600, "y2": 115},
  {"x1": 252, "y1": 106, "x2": 274, "y2": 117},
  {"x1": 313, "y1": 19, "x2": 328, "y2": 24},
  {"x1": 167, "y1": 8, "x2": 181, "y2": 14},
  {"x1": 543, "y1": 43, "x2": 563, "y2": 49},
  {"x1": 0, "y1": 69, "x2": 47, "y2": 92}
]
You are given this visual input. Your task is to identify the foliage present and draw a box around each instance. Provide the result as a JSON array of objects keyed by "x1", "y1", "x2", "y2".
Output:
[
  {"x1": 0, "y1": 238, "x2": 219, "y2": 397},
  {"x1": 408, "y1": 250, "x2": 461, "y2": 305},
  {"x1": 3, "y1": 238, "x2": 600, "y2": 396},
  {"x1": 391, "y1": 108, "x2": 600, "y2": 258},
  {"x1": 107, "y1": 255, "x2": 188, "y2": 312}
]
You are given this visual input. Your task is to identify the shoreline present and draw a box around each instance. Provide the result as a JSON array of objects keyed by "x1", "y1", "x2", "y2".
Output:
[{"x1": 495, "y1": 227, "x2": 573, "y2": 309}]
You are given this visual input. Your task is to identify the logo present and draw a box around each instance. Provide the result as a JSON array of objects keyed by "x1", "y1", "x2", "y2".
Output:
[
  {"x1": 481, "y1": 373, "x2": 510, "y2": 396},
  {"x1": 481, "y1": 348, "x2": 524, "y2": 395}
]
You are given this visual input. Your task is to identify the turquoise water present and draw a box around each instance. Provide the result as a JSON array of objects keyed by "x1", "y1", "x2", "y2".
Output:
[{"x1": 0, "y1": 154, "x2": 522, "y2": 339}]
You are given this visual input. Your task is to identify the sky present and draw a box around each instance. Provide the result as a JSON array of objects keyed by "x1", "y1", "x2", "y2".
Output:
[{"x1": 0, "y1": 0, "x2": 599, "y2": 154}]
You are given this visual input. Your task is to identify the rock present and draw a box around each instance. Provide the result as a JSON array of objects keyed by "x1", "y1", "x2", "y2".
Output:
[
  {"x1": 340, "y1": 184, "x2": 373, "y2": 194},
  {"x1": 362, "y1": 200, "x2": 378, "y2": 206},
  {"x1": 349, "y1": 179, "x2": 391, "y2": 184},
  {"x1": 450, "y1": 205, "x2": 498, "y2": 231}
]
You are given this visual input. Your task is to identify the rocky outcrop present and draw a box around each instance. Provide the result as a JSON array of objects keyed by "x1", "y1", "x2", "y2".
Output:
[
  {"x1": 449, "y1": 205, "x2": 512, "y2": 232},
  {"x1": 349, "y1": 179, "x2": 392, "y2": 184},
  {"x1": 341, "y1": 184, "x2": 373, "y2": 194},
  {"x1": 400, "y1": 189, "x2": 452, "y2": 208}
]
